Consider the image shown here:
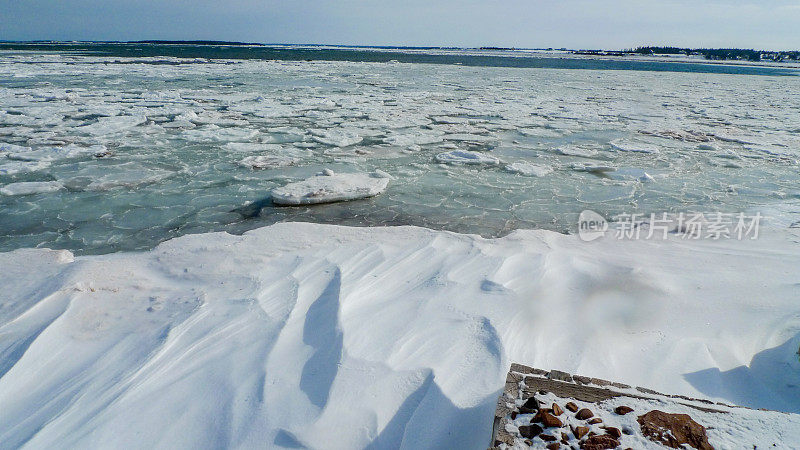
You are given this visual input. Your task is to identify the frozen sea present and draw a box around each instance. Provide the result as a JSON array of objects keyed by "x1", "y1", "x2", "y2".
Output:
[{"x1": 1, "y1": 43, "x2": 799, "y2": 254}]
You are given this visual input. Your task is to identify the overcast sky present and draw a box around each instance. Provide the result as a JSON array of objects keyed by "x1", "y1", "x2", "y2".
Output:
[{"x1": 2, "y1": 0, "x2": 799, "y2": 50}]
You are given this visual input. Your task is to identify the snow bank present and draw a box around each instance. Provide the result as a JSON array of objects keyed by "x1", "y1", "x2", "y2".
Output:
[
  {"x1": 271, "y1": 171, "x2": 390, "y2": 205},
  {"x1": 1, "y1": 223, "x2": 799, "y2": 448}
]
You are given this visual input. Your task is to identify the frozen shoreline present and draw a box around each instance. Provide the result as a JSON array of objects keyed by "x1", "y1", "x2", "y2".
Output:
[{"x1": 2, "y1": 221, "x2": 800, "y2": 448}]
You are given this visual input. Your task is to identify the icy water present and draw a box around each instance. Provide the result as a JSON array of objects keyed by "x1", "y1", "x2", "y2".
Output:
[{"x1": 1, "y1": 44, "x2": 800, "y2": 254}]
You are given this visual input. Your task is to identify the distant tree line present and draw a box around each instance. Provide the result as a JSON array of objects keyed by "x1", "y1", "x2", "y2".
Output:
[{"x1": 629, "y1": 46, "x2": 800, "y2": 62}]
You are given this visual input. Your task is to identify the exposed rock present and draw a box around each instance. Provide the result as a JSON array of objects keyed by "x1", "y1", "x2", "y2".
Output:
[
  {"x1": 602, "y1": 426, "x2": 622, "y2": 439},
  {"x1": 614, "y1": 405, "x2": 634, "y2": 415},
  {"x1": 590, "y1": 378, "x2": 612, "y2": 387},
  {"x1": 534, "y1": 410, "x2": 564, "y2": 428},
  {"x1": 519, "y1": 424, "x2": 543, "y2": 439},
  {"x1": 548, "y1": 370, "x2": 574, "y2": 382},
  {"x1": 575, "y1": 408, "x2": 595, "y2": 420},
  {"x1": 637, "y1": 410, "x2": 714, "y2": 450},
  {"x1": 539, "y1": 433, "x2": 557, "y2": 442},
  {"x1": 520, "y1": 397, "x2": 540, "y2": 414},
  {"x1": 552, "y1": 403, "x2": 564, "y2": 416},
  {"x1": 546, "y1": 443, "x2": 561, "y2": 450},
  {"x1": 572, "y1": 425, "x2": 591, "y2": 439},
  {"x1": 580, "y1": 434, "x2": 620, "y2": 450},
  {"x1": 637, "y1": 386, "x2": 662, "y2": 395},
  {"x1": 573, "y1": 375, "x2": 592, "y2": 385},
  {"x1": 588, "y1": 418, "x2": 603, "y2": 425},
  {"x1": 565, "y1": 402, "x2": 579, "y2": 413}
]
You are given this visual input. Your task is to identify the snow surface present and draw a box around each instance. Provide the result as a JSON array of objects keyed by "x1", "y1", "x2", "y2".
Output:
[
  {"x1": 1, "y1": 222, "x2": 800, "y2": 448},
  {"x1": 271, "y1": 172, "x2": 390, "y2": 205}
]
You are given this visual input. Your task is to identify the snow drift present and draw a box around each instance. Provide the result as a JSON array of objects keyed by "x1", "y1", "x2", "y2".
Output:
[{"x1": 1, "y1": 223, "x2": 800, "y2": 448}]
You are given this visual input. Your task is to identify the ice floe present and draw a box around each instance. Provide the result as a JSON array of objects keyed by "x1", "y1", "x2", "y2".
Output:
[
  {"x1": 238, "y1": 155, "x2": 299, "y2": 170},
  {"x1": 504, "y1": 162, "x2": 553, "y2": 177},
  {"x1": 0, "y1": 181, "x2": 64, "y2": 196},
  {"x1": 309, "y1": 129, "x2": 363, "y2": 147},
  {"x1": 434, "y1": 150, "x2": 501, "y2": 165},
  {"x1": 555, "y1": 144, "x2": 599, "y2": 158},
  {"x1": 5, "y1": 145, "x2": 106, "y2": 162},
  {"x1": 610, "y1": 139, "x2": 660, "y2": 154},
  {"x1": 271, "y1": 171, "x2": 390, "y2": 205}
]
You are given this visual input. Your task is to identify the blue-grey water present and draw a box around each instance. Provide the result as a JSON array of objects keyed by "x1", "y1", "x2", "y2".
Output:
[{"x1": 1, "y1": 43, "x2": 799, "y2": 254}]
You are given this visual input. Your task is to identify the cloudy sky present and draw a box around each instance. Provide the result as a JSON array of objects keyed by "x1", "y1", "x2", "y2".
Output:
[{"x1": 2, "y1": 0, "x2": 799, "y2": 50}]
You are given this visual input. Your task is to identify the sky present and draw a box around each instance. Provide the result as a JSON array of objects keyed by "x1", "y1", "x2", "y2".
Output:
[{"x1": 1, "y1": 0, "x2": 799, "y2": 50}]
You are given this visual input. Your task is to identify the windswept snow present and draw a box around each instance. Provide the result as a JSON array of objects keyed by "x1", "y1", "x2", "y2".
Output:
[{"x1": 1, "y1": 223, "x2": 800, "y2": 448}]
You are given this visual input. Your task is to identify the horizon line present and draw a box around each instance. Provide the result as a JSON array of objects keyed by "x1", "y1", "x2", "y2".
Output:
[{"x1": 1, "y1": 40, "x2": 799, "y2": 54}]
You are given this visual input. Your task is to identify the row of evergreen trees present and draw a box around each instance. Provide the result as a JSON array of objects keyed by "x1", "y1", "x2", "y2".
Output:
[{"x1": 629, "y1": 46, "x2": 800, "y2": 62}]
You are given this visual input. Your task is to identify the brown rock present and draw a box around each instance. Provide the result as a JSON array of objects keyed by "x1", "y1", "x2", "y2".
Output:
[
  {"x1": 519, "y1": 397, "x2": 540, "y2": 414},
  {"x1": 579, "y1": 435, "x2": 620, "y2": 450},
  {"x1": 552, "y1": 403, "x2": 564, "y2": 416},
  {"x1": 533, "y1": 410, "x2": 564, "y2": 428},
  {"x1": 602, "y1": 426, "x2": 622, "y2": 439},
  {"x1": 587, "y1": 418, "x2": 603, "y2": 425},
  {"x1": 546, "y1": 444, "x2": 561, "y2": 450},
  {"x1": 575, "y1": 408, "x2": 594, "y2": 420},
  {"x1": 565, "y1": 402, "x2": 579, "y2": 413},
  {"x1": 519, "y1": 424, "x2": 544, "y2": 439},
  {"x1": 539, "y1": 433, "x2": 557, "y2": 442},
  {"x1": 561, "y1": 432, "x2": 569, "y2": 444},
  {"x1": 510, "y1": 411, "x2": 518, "y2": 420},
  {"x1": 637, "y1": 410, "x2": 714, "y2": 450},
  {"x1": 572, "y1": 425, "x2": 591, "y2": 439},
  {"x1": 614, "y1": 406, "x2": 634, "y2": 415}
]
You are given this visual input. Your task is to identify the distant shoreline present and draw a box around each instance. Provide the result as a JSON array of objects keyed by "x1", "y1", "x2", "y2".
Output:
[
  {"x1": 1, "y1": 40, "x2": 798, "y2": 57},
  {"x1": 1, "y1": 41, "x2": 798, "y2": 73}
]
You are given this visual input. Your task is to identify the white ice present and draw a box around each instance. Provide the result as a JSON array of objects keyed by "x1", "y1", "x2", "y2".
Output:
[
  {"x1": 271, "y1": 171, "x2": 390, "y2": 205},
  {"x1": 435, "y1": 150, "x2": 501, "y2": 165},
  {"x1": 0, "y1": 181, "x2": 64, "y2": 196}
]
